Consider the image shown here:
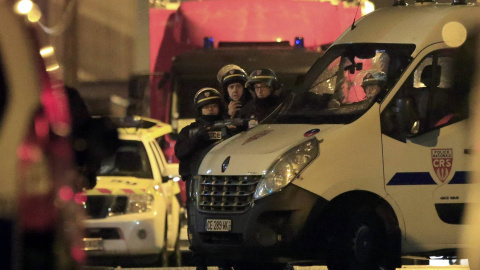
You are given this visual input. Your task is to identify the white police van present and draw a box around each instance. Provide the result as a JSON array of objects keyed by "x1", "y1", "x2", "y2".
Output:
[{"x1": 187, "y1": 1, "x2": 479, "y2": 269}]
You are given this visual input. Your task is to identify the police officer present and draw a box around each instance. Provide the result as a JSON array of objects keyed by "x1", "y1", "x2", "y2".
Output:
[
  {"x1": 362, "y1": 71, "x2": 386, "y2": 99},
  {"x1": 217, "y1": 64, "x2": 253, "y2": 119},
  {"x1": 175, "y1": 87, "x2": 231, "y2": 270},
  {"x1": 241, "y1": 68, "x2": 282, "y2": 126},
  {"x1": 174, "y1": 87, "x2": 226, "y2": 183}
]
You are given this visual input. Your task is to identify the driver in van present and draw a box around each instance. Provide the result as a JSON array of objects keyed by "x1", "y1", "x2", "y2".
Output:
[
  {"x1": 362, "y1": 71, "x2": 386, "y2": 99},
  {"x1": 328, "y1": 70, "x2": 386, "y2": 108}
]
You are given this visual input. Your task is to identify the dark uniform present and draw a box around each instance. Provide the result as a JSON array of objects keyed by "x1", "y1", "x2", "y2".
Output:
[
  {"x1": 175, "y1": 117, "x2": 222, "y2": 179},
  {"x1": 174, "y1": 87, "x2": 228, "y2": 181},
  {"x1": 239, "y1": 94, "x2": 279, "y2": 122},
  {"x1": 174, "y1": 87, "x2": 229, "y2": 270}
]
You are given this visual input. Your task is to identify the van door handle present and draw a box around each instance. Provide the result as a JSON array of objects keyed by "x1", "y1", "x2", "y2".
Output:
[{"x1": 464, "y1": 148, "x2": 472, "y2": 155}]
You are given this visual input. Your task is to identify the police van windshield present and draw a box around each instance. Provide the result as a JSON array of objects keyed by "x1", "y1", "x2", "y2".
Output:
[{"x1": 276, "y1": 44, "x2": 415, "y2": 124}]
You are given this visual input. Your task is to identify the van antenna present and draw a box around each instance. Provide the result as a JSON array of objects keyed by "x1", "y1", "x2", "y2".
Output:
[{"x1": 351, "y1": 0, "x2": 361, "y2": 30}]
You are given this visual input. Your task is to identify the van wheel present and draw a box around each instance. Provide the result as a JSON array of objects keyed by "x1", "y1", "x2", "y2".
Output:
[{"x1": 327, "y1": 206, "x2": 393, "y2": 270}]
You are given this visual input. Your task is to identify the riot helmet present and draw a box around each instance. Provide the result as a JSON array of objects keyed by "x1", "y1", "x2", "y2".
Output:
[
  {"x1": 217, "y1": 65, "x2": 251, "y2": 103},
  {"x1": 221, "y1": 69, "x2": 248, "y2": 91},
  {"x1": 217, "y1": 64, "x2": 246, "y2": 84},
  {"x1": 194, "y1": 87, "x2": 223, "y2": 113},
  {"x1": 245, "y1": 68, "x2": 282, "y2": 91},
  {"x1": 361, "y1": 71, "x2": 386, "y2": 88},
  {"x1": 361, "y1": 71, "x2": 386, "y2": 99}
]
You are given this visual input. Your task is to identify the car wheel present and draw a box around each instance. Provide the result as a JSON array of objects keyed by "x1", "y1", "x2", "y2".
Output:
[{"x1": 326, "y1": 206, "x2": 394, "y2": 270}]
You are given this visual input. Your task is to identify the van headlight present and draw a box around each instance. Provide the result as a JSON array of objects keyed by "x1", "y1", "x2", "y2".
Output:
[
  {"x1": 254, "y1": 138, "x2": 319, "y2": 200},
  {"x1": 126, "y1": 194, "x2": 154, "y2": 214}
]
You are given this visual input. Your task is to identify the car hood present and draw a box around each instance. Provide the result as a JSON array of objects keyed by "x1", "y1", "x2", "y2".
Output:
[
  {"x1": 87, "y1": 176, "x2": 156, "y2": 195},
  {"x1": 198, "y1": 124, "x2": 340, "y2": 175}
]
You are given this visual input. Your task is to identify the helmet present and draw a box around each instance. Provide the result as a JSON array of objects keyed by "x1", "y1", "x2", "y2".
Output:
[
  {"x1": 217, "y1": 64, "x2": 246, "y2": 83},
  {"x1": 221, "y1": 68, "x2": 248, "y2": 90},
  {"x1": 245, "y1": 68, "x2": 282, "y2": 91},
  {"x1": 361, "y1": 71, "x2": 386, "y2": 88},
  {"x1": 194, "y1": 87, "x2": 222, "y2": 111}
]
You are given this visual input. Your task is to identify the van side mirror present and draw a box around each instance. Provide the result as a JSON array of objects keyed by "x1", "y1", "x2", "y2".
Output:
[{"x1": 393, "y1": 98, "x2": 420, "y2": 137}]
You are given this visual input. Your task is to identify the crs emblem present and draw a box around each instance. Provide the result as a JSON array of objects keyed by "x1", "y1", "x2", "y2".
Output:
[{"x1": 431, "y1": 148, "x2": 453, "y2": 182}]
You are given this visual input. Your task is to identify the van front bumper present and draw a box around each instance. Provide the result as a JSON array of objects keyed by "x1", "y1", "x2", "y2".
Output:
[{"x1": 188, "y1": 183, "x2": 328, "y2": 264}]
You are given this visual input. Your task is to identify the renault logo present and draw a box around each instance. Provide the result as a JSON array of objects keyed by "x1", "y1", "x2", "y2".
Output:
[{"x1": 222, "y1": 156, "x2": 230, "y2": 173}]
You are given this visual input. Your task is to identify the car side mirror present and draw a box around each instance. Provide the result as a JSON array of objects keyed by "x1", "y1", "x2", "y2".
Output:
[{"x1": 162, "y1": 176, "x2": 171, "y2": 183}]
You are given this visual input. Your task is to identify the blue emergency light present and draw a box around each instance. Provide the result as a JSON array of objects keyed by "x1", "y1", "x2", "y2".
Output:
[
  {"x1": 203, "y1": 37, "x2": 214, "y2": 49},
  {"x1": 294, "y1": 37, "x2": 304, "y2": 48}
]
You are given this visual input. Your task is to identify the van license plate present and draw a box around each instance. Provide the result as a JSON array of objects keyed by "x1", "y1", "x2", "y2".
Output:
[
  {"x1": 83, "y1": 238, "x2": 104, "y2": 251},
  {"x1": 206, "y1": 219, "x2": 231, "y2": 232}
]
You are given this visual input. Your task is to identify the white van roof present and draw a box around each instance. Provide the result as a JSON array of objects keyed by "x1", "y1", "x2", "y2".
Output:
[{"x1": 333, "y1": 3, "x2": 479, "y2": 57}]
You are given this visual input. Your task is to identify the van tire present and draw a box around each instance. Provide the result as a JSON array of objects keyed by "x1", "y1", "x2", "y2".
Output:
[{"x1": 326, "y1": 206, "x2": 393, "y2": 270}]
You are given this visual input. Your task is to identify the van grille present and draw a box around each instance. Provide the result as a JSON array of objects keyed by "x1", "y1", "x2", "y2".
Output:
[{"x1": 197, "y1": 175, "x2": 261, "y2": 213}]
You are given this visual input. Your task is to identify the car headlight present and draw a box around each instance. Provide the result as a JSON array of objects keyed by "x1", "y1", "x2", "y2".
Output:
[
  {"x1": 254, "y1": 138, "x2": 319, "y2": 200},
  {"x1": 126, "y1": 194, "x2": 154, "y2": 214}
]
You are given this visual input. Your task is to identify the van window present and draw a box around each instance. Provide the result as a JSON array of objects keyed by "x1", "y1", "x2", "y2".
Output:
[
  {"x1": 381, "y1": 49, "x2": 468, "y2": 140},
  {"x1": 276, "y1": 44, "x2": 415, "y2": 124}
]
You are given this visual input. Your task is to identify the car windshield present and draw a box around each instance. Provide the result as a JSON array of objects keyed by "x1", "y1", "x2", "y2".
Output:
[
  {"x1": 275, "y1": 44, "x2": 415, "y2": 124},
  {"x1": 98, "y1": 140, "x2": 154, "y2": 179}
]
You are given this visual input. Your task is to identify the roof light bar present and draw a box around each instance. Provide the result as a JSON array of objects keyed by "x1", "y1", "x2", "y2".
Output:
[
  {"x1": 294, "y1": 37, "x2": 305, "y2": 48},
  {"x1": 203, "y1": 37, "x2": 214, "y2": 49}
]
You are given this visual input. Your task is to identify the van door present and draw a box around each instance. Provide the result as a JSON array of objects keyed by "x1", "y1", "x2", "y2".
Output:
[{"x1": 381, "y1": 47, "x2": 470, "y2": 247}]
